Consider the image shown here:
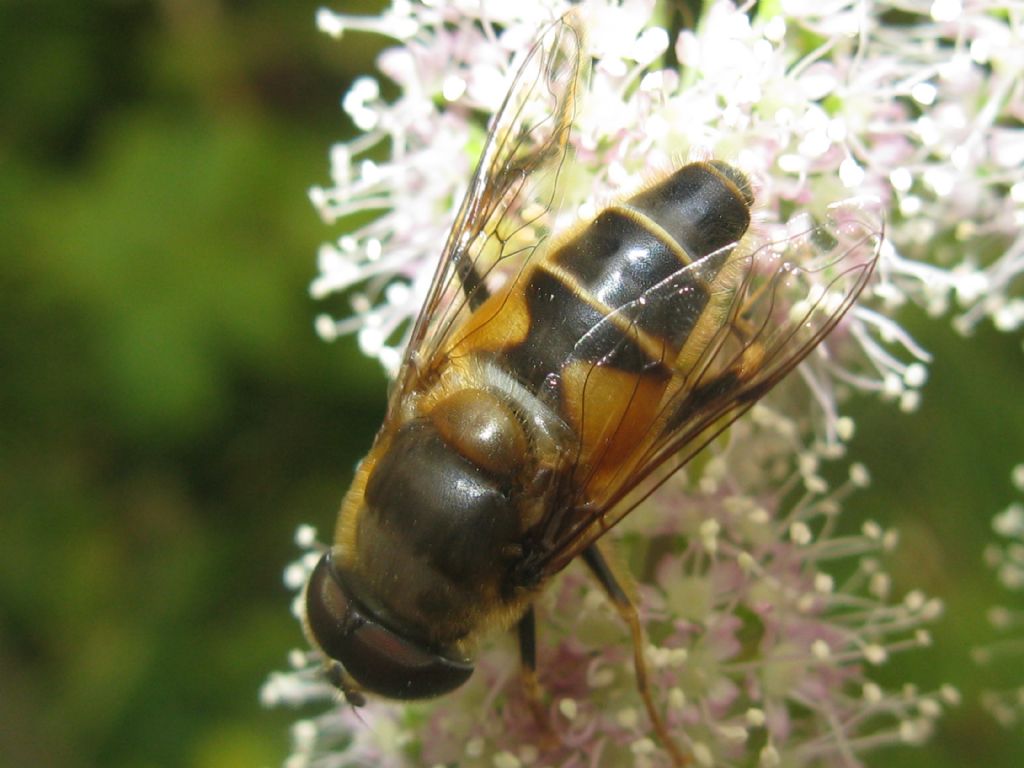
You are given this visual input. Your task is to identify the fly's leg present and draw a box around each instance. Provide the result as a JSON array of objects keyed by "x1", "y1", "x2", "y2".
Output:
[
  {"x1": 516, "y1": 607, "x2": 558, "y2": 747},
  {"x1": 582, "y1": 544, "x2": 690, "y2": 767},
  {"x1": 517, "y1": 606, "x2": 541, "y2": 705}
]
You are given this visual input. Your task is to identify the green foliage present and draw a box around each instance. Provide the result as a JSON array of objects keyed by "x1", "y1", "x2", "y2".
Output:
[{"x1": 0, "y1": 2, "x2": 388, "y2": 766}]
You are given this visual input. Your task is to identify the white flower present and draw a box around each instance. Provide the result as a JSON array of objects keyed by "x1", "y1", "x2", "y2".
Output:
[{"x1": 310, "y1": 0, "x2": 1022, "y2": 404}]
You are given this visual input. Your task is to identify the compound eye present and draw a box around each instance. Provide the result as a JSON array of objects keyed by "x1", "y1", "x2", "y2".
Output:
[{"x1": 305, "y1": 551, "x2": 474, "y2": 700}]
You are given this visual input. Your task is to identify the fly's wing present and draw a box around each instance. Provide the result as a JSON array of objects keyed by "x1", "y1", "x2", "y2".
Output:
[
  {"x1": 523, "y1": 202, "x2": 883, "y2": 577},
  {"x1": 386, "y1": 12, "x2": 585, "y2": 414}
]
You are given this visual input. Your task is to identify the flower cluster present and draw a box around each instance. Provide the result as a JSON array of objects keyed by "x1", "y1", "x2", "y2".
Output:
[
  {"x1": 266, "y1": 0, "x2": 1023, "y2": 765},
  {"x1": 974, "y1": 464, "x2": 1024, "y2": 728},
  {"x1": 309, "y1": 0, "x2": 1022, "y2": 395}
]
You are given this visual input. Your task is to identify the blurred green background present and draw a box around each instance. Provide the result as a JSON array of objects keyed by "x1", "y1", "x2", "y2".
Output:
[{"x1": 0, "y1": 1, "x2": 1020, "y2": 767}]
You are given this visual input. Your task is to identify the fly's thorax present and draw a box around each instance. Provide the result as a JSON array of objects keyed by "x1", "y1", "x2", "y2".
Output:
[
  {"x1": 333, "y1": 385, "x2": 550, "y2": 647},
  {"x1": 302, "y1": 384, "x2": 547, "y2": 701}
]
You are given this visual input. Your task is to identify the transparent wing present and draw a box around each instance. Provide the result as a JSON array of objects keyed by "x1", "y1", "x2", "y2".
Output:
[
  {"x1": 523, "y1": 201, "x2": 883, "y2": 577},
  {"x1": 386, "y1": 12, "x2": 585, "y2": 414}
]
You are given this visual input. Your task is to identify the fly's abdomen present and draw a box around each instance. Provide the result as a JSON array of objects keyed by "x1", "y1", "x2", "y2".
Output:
[
  {"x1": 467, "y1": 161, "x2": 753, "y2": 489},
  {"x1": 447, "y1": 161, "x2": 753, "y2": 494},
  {"x1": 551, "y1": 161, "x2": 751, "y2": 361},
  {"x1": 498, "y1": 161, "x2": 751, "y2": 386}
]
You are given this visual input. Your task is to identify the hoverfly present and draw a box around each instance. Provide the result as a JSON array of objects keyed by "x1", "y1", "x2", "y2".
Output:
[{"x1": 304, "y1": 11, "x2": 880, "y2": 765}]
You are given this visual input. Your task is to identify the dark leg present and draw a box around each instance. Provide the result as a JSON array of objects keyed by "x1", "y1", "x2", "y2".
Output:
[
  {"x1": 516, "y1": 606, "x2": 557, "y2": 745},
  {"x1": 582, "y1": 544, "x2": 690, "y2": 767},
  {"x1": 518, "y1": 604, "x2": 538, "y2": 672}
]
